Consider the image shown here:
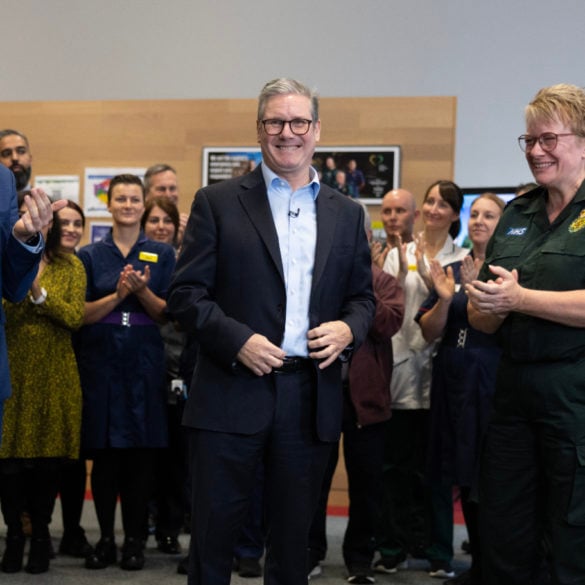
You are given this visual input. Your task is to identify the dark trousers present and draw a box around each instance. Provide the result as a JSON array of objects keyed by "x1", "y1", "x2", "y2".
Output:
[
  {"x1": 309, "y1": 390, "x2": 386, "y2": 569},
  {"x1": 0, "y1": 459, "x2": 60, "y2": 538},
  {"x1": 154, "y1": 401, "x2": 188, "y2": 539},
  {"x1": 481, "y1": 359, "x2": 585, "y2": 585},
  {"x1": 90, "y1": 448, "x2": 155, "y2": 541},
  {"x1": 187, "y1": 367, "x2": 332, "y2": 585},
  {"x1": 378, "y1": 409, "x2": 429, "y2": 557},
  {"x1": 58, "y1": 459, "x2": 88, "y2": 538},
  {"x1": 234, "y1": 464, "x2": 265, "y2": 560}
]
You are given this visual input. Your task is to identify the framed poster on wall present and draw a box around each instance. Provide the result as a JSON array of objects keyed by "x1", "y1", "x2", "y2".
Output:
[{"x1": 202, "y1": 146, "x2": 400, "y2": 203}]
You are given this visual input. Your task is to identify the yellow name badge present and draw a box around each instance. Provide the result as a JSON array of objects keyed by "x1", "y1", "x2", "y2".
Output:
[
  {"x1": 139, "y1": 251, "x2": 159, "y2": 263},
  {"x1": 408, "y1": 264, "x2": 417, "y2": 271}
]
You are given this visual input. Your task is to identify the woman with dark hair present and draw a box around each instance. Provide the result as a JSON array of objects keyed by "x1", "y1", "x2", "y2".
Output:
[
  {"x1": 376, "y1": 180, "x2": 468, "y2": 578},
  {"x1": 141, "y1": 196, "x2": 180, "y2": 249},
  {"x1": 0, "y1": 198, "x2": 86, "y2": 574},
  {"x1": 76, "y1": 174, "x2": 175, "y2": 571},
  {"x1": 141, "y1": 195, "x2": 187, "y2": 556}
]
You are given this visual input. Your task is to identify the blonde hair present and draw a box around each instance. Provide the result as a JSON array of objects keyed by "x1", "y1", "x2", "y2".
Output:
[
  {"x1": 471, "y1": 192, "x2": 505, "y2": 213},
  {"x1": 525, "y1": 84, "x2": 585, "y2": 136}
]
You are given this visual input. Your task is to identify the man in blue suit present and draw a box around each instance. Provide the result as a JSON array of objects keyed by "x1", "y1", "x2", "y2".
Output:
[
  {"x1": 168, "y1": 78, "x2": 375, "y2": 585},
  {"x1": 0, "y1": 164, "x2": 63, "y2": 441}
]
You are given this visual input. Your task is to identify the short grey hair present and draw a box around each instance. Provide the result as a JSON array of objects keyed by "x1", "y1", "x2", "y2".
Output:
[
  {"x1": 257, "y1": 78, "x2": 319, "y2": 121},
  {"x1": 144, "y1": 163, "x2": 177, "y2": 193}
]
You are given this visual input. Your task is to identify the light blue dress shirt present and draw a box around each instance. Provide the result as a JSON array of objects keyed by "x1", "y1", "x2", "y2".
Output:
[{"x1": 261, "y1": 163, "x2": 320, "y2": 357}]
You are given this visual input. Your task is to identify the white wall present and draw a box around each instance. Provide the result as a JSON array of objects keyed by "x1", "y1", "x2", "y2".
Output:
[{"x1": 1, "y1": 0, "x2": 583, "y2": 188}]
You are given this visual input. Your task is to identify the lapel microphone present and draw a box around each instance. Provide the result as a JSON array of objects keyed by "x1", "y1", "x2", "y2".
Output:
[{"x1": 288, "y1": 208, "x2": 300, "y2": 218}]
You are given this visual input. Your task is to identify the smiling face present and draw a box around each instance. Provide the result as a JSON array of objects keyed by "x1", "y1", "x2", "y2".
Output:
[
  {"x1": 107, "y1": 183, "x2": 144, "y2": 227},
  {"x1": 257, "y1": 93, "x2": 320, "y2": 190},
  {"x1": 422, "y1": 184, "x2": 459, "y2": 234},
  {"x1": 146, "y1": 170, "x2": 179, "y2": 205},
  {"x1": 58, "y1": 206, "x2": 84, "y2": 253},
  {"x1": 525, "y1": 116, "x2": 585, "y2": 195},
  {"x1": 468, "y1": 196, "x2": 502, "y2": 249},
  {"x1": 143, "y1": 204, "x2": 176, "y2": 245}
]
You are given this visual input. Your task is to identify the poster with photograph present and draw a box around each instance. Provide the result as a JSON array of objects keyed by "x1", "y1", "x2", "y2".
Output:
[
  {"x1": 83, "y1": 167, "x2": 146, "y2": 217},
  {"x1": 202, "y1": 146, "x2": 400, "y2": 203},
  {"x1": 202, "y1": 148, "x2": 263, "y2": 186},
  {"x1": 312, "y1": 147, "x2": 400, "y2": 203}
]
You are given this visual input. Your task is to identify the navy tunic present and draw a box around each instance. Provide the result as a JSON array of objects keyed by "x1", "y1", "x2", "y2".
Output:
[
  {"x1": 76, "y1": 231, "x2": 176, "y2": 450},
  {"x1": 416, "y1": 259, "x2": 501, "y2": 488}
]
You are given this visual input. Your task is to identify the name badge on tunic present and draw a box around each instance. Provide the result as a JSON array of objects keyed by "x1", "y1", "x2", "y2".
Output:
[{"x1": 139, "y1": 251, "x2": 159, "y2": 263}]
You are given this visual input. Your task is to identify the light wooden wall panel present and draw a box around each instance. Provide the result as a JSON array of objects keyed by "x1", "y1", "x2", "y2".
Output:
[
  {"x1": 0, "y1": 96, "x2": 456, "y2": 508},
  {"x1": 0, "y1": 95, "x2": 456, "y2": 246}
]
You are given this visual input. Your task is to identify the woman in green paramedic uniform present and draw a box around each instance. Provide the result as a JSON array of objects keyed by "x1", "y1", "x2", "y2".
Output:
[{"x1": 466, "y1": 84, "x2": 585, "y2": 585}]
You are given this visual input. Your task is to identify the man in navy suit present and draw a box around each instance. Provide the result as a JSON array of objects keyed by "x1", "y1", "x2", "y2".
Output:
[
  {"x1": 0, "y1": 164, "x2": 64, "y2": 441},
  {"x1": 168, "y1": 78, "x2": 375, "y2": 585}
]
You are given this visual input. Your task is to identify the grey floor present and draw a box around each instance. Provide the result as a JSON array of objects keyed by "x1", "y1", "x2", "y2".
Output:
[{"x1": 1, "y1": 501, "x2": 471, "y2": 584}]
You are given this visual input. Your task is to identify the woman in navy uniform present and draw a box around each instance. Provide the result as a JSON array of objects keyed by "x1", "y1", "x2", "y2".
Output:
[
  {"x1": 417, "y1": 193, "x2": 504, "y2": 585},
  {"x1": 76, "y1": 175, "x2": 175, "y2": 571},
  {"x1": 467, "y1": 84, "x2": 585, "y2": 584}
]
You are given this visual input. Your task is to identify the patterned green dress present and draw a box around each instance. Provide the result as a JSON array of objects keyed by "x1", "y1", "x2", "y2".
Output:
[{"x1": 0, "y1": 253, "x2": 86, "y2": 460}]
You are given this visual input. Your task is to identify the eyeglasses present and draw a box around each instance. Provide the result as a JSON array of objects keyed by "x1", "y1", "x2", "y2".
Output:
[
  {"x1": 517, "y1": 132, "x2": 581, "y2": 153},
  {"x1": 260, "y1": 118, "x2": 313, "y2": 136}
]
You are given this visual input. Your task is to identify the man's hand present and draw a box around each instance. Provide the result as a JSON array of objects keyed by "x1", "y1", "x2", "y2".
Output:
[
  {"x1": 237, "y1": 333, "x2": 286, "y2": 376},
  {"x1": 307, "y1": 320, "x2": 353, "y2": 370},
  {"x1": 13, "y1": 189, "x2": 67, "y2": 243}
]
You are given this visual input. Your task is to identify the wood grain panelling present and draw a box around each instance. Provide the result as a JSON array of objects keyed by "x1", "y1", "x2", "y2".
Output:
[
  {"x1": 0, "y1": 95, "x2": 456, "y2": 242},
  {"x1": 0, "y1": 96, "x2": 456, "y2": 509}
]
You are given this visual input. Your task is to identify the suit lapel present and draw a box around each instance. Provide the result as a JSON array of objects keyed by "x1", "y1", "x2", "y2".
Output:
[
  {"x1": 312, "y1": 188, "x2": 338, "y2": 291},
  {"x1": 238, "y1": 170, "x2": 285, "y2": 283}
]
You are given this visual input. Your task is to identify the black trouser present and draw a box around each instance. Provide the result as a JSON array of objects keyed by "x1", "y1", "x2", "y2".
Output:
[
  {"x1": 58, "y1": 459, "x2": 88, "y2": 537},
  {"x1": 378, "y1": 409, "x2": 429, "y2": 557},
  {"x1": 90, "y1": 448, "x2": 155, "y2": 541},
  {"x1": 0, "y1": 459, "x2": 60, "y2": 538},
  {"x1": 154, "y1": 402, "x2": 188, "y2": 539},
  {"x1": 480, "y1": 357, "x2": 585, "y2": 585},
  {"x1": 309, "y1": 388, "x2": 386, "y2": 569}
]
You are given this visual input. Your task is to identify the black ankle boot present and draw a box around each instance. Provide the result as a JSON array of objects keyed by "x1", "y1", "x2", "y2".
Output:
[
  {"x1": 1, "y1": 533, "x2": 25, "y2": 573},
  {"x1": 85, "y1": 537, "x2": 117, "y2": 570},
  {"x1": 26, "y1": 537, "x2": 51, "y2": 574},
  {"x1": 120, "y1": 537, "x2": 145, "y2": 571}
]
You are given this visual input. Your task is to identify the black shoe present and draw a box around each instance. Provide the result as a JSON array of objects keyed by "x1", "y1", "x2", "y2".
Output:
[
  {"x1": 1, "y1": 534, "x2": 25, "y2": 573},
  {"x1": 445, "y1": 569, "x2": 483, "y2": 584},
  {"x1": 177, "y1": 555, "x2": 189, "y2": 575},
  {"x1": 373, "y1": 552, "x2": 408, "y2": 574},
  {"x1": 120, "y1": 537, "x2": 145, "y2": 571},
  {"x1": 461, "y1": 540, "x2": 472, "y2": 554},
  {"x1": 85, "y1": 537, "x2": 117, "y2": 570},
  {"x1": 429, "y1": 560, "x2": 455, "y2": 579},
  {"x1": 347, "y1": 565, "x2": 375, "y2": 584},
  {"x1": 157, "y1": 535, "x2": 181, "y2": 554},
  {"x1": 26, "y1": 538, "x2": 51, "y2": 574},
  {"x1": 59, "y1": 530, "x2": 94, "y2": 558},
  {"x1": 237, "y1": 557, "x2": 262, "y2": 578}
]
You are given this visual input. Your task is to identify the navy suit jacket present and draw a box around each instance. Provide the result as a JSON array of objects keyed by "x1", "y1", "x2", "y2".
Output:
[
  {"x1": 168, "y1": 165, "x2": 375, "y2": 442},
  {"x1": 0, "y1": 165, "x2": 42, "y2": 405}
]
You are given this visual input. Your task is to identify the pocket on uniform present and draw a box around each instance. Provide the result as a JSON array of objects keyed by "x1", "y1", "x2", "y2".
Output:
[{"x1": 568, "y1": 444, "x2": 585, "y2": 526}]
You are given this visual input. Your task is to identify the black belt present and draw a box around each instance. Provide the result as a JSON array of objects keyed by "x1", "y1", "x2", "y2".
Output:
[{"x1": 272, "y1": 357, "x2": 313, "y2": 374}]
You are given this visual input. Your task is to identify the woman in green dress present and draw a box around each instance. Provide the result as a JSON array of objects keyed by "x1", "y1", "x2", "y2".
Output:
[{"x1": 0, "y1": 196, "x2": 86, "y2": 574}]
